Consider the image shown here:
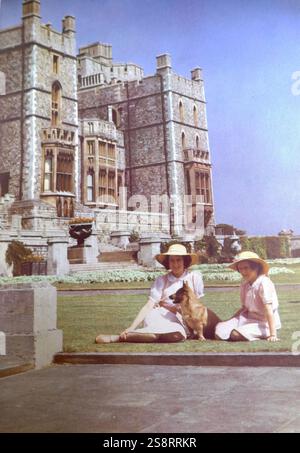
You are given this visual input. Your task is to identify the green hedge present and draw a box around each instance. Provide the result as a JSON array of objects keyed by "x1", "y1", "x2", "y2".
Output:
[{"x1": 240, "y1": 236, "x2": 290, "y2": 259}]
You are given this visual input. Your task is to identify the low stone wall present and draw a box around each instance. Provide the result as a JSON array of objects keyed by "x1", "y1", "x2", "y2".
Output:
[
  {"x1": 94, "y1": 208, "x2": 170, "y2": 234},
  {"x1": 0, "y1": 282, "x2": 63, "y2": 369},
  {"x1": 291, "y1": 236, "x2": 300, "y2": 257}
]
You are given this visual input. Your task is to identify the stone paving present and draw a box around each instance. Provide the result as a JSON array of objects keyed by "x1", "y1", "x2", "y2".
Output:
[{"x1": 0, "y1": 364, "x2": 299, "y2": 433}]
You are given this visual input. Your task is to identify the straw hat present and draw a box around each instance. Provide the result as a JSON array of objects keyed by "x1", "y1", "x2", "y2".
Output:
[
  {"x1": 228, "y1": 251, "x2": 269, "y2": 275},
  {"x1": 155, "y1": 243, "x2": 199, "y2": 268}
]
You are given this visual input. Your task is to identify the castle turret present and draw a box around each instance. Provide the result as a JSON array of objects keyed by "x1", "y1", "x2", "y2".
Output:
[
  {"x1": 22, "y1": 0, "x2": 41, "y2": 18},
  {"x1": 191, "y1": 67, "x2": 203, "y2": 82},
  {"x1": 62, "y1": 15, "x2": 76, "y2": 35},
  {"x1": 156, "y1": 54, "x2": 172, "y2": 75}
]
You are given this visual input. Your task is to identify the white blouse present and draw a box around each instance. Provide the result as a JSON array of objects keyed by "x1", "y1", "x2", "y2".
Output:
[
  {"x1": 240, "y1": 274, "x2": 281, "y2": 328},
  {"x1": 149, "y1": 270, "x2": 204, "y2": 306}
]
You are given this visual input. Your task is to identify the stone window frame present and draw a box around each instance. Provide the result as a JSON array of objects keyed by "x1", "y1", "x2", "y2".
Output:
[
  {"x1": 88, "y1": 122, "x2": 94, "y2": 134},
  {"x1": 53, "y1": 54, "x2": 59, "y2": 75},
  {"x1": 56, "y1": 151, "x2": 74, "y2": 193},
  {"x1": 43, "y1": 149, "x2": 54, "y2": 192},
  {"x1": 112, "y1": 108, "x2": 121, "y2": 127},
  {"x1": 87, "y1": 140, "x2": 95, "y2": 155},
  {"x1": 51, "y1": 81, "x2": 62, "y2": 127},
  {"x1": 87, "y1": 167, "x2": 95, "y2": 202},
  {"x1": 195, "y1": 170, "x2": 211, "y2": 204},
  {"x1": 179, "y1": 100, "x2": 184, "y2": 123},
  {"x1": 193, "y1": 104, "x2": 198, "y2": 127},
  {"x1": 181, "y1": 131, "x2": 186, "y2": 150}
]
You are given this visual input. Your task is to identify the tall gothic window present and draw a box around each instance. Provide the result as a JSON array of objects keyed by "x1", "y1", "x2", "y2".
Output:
[
  {"x1": 112, "y1": 109, "x2": 118, "y2": 126},
  {"x1": 108, "y1": 171, "x2": 115, "y2": 198},
  {"x1": 56, "y1": 152, "x2": 73, "y2": 192},
  {"x1": 87, "y1": 141, "x2": 95, "y2": 155},
  {"x1": 53, "y1": 55, "x2": 59, "y2": 74},
  {"x1": 108, "y1": 143, "x2": 116, "y2": 160},
  {"x1": 193, "y1": 105, "x2": 198, "y2": 127},
  {"x1": 196, "y1": 135, "x2": 200, "y2": 149},
  {"x1": 43, "y1": 153, "x2": 53, "y2": 191},
  {"x1": 87, "y1": 169, "x2": 95, "y2": 202},
  {"x1": 179, "y1": 101, "x2": 184, "y2": 123},
  {"x1": 195, "y1": 171, "x2": 211, "y2": 203},
  {"x1": 99, "y1": 168, "x2": 107, "y2": 197},
  {"x1": 51, "y1": 82, "x2": 62, "y2": 126},
  {"x1": 181, "y1": 132, "x2": 186, "y2": 150}
]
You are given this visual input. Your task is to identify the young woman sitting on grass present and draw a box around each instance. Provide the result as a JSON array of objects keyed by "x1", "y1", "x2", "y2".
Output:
[
  {"x1": 95, "y1": 243, "x2": 207, "y2": 344},
  {"x1": 215, "y1": 251, "x2": 281, "y2": 342}
]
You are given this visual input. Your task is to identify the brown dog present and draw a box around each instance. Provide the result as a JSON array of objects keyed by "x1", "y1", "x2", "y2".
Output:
[{"x1": 170, "y1": 281, "x2": 220, "y2": 340}]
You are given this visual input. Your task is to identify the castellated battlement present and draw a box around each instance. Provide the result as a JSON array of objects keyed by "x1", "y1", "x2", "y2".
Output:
[{"x1": 78, "y1": 42, "x2": 144, "y2": 85}]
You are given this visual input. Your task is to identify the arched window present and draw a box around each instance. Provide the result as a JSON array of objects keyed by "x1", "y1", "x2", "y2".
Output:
[
  {"x1": 56, "y1": 198, "x2": 62, "y2": 217},
  {"x1": 193, "y1": 105, "x2": 198, "y2": 127},
  {"x1": 51, "y1": 82, "x2": 62, "y2": 126},
  {"x1": 63, "y1": 199, "x2": 69, "y2": 217},
  {"x1": 181, "y1": 132, "x2": 186, "y2": 150},
  {"x1": 69, "y1": 198, "x2": 74, "y2": 217},
  {"x1": 179, "y1": 100, "x2": 184, "y2": 123},
  {"x1": 196, "y1": 135, "x2": 200, "y2": 149},
  {"x1": 44, "y1": 154, "x2": 53, "y2": 191},
  {"x1": 112, "y1": 108, "x2": 120, "y2": 127},
  {"x1": 87, "y1": 169, "x2": 95, "y2": 202},
  {"x1": 88, "y1": 122, "x2": 94, "y2": 134}
]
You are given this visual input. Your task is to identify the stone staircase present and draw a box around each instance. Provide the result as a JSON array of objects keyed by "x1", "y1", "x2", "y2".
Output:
[
  {"x1": 69, "y1": 261, "x2": 145, "y2": 274},
  {"x1": 68, "y1": 242, "x2": 145, "y2": 274}
]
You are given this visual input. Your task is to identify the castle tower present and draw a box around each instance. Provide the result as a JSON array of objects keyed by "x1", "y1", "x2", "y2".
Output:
[
  {"x1": 0, "y1": 0, "x2": 79, "y2": 218},
  {"x1": 78, "y1": 49, "x2": 216, "y2": 236}
]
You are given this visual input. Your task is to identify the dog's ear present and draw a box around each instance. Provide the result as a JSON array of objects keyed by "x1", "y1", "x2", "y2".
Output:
[{"x1": 183, "y1": 281, "x2": 189, "y2": 288}]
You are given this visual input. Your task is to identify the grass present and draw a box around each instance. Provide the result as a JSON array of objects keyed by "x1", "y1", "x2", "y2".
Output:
[{"x1": 57, "y1": 288, "x2": 300, "y2": 353}]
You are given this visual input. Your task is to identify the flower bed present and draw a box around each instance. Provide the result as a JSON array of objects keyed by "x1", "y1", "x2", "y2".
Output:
[{"x1": 0, "y1": 265, "x2": 295, "y2": 285}]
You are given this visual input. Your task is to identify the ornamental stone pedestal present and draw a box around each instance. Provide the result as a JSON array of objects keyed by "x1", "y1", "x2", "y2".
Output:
[
  {"x1": 0, "y1": 282, "x2": 63, "y2": 369},
  {"x1": 138, "y1": 237, "x2": 164, "y2": 268},
  {"x1": 47, "y1": 237, "x2": 70, "y2": 275}
]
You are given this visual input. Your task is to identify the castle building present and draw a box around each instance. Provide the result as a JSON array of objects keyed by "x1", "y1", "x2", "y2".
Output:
[{"x1": 0, "y1": 0, "x2": 215, "y2": 237}]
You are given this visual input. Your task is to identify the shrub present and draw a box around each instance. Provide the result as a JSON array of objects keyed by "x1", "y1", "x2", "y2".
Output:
[
  {"x1": 240, "y1": 237, "x2": 267, "y2": 259},
  {"x1": 5, "y1": 241, "x2": 34, "y2": 276},
  {"x1": 194, "y1": 236, "x2": 221, "y2": 262},
  {"x1": 160, "y1": 240, "x2": 192, "y2": 254},
  {"x1": 240, "y1": 236, "x2": 290, "y2": 259}
]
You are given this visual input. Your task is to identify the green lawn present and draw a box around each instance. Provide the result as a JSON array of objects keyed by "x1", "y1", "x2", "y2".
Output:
[{"x1": 57, "y1": 288, "x2": 300, "y2": 353}]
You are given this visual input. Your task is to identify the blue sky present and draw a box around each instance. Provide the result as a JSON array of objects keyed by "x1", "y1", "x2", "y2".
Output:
[{"x1": 1, "y1": 0, "x2": 300, "y2": 235}]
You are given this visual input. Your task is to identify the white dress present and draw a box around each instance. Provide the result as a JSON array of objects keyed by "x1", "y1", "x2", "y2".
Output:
[
  {"x1": 131, "y1": 270, "x2": 204, "y2": 338},
  {"x1": 215, "y1": 275, "x2": 281, "y2": 341}
]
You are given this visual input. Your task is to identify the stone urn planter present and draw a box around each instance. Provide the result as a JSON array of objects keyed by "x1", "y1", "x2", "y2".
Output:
[
  {"x1": 69, "y1": 222, "x2": 93, "y2": 247},
  {"x1": 68, "y1": 218, "x2": 94, "y2": 264}
]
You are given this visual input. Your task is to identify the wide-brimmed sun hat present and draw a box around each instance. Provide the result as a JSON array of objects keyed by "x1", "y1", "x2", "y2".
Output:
[
  {"x1": 228, "y1": 251, "x2": 269, "y2": 275},
  {"x1": 155, "y1": 243, "x2": 199, "y2": 268}
]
